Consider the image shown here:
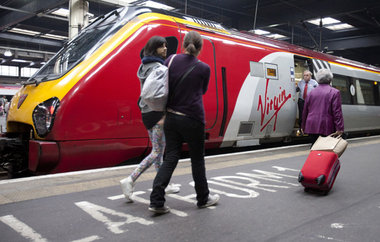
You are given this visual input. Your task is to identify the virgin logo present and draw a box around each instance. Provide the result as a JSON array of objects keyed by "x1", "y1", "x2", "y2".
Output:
[{"x1": 257, "y1": 79, "x2": 291, "y2": 132}]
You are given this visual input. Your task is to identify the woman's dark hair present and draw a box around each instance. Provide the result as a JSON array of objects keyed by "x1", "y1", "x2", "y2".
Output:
[
  {"x1": 143, "y1": 36, "x2": 167, "y2": 57},
  {"x1": 183, "y1": 31, "x2": 203, "y2": 56}
]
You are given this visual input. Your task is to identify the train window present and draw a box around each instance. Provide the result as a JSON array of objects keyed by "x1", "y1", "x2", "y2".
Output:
[
  {"x1": 355, "y1": 79, "x2": 375, "y2": 105},
  {"x1": 165, "y1": 37, "x2": 178, "y2": 57},
  {"x1": 377, "y1": 83, "x2": 380, "y2": 105},
  {"x1": 249, "y1": 61, "x2": 264, "y2": 77},
  {"x1": 27, "y1": 8, "x2": 147, "y2": 83},
  {"x1": 265, "y1": 63, "x2": 278, "y2": 79},
  {"x1": 332, "y1": 75, "x2": 351, "y2": 104}
]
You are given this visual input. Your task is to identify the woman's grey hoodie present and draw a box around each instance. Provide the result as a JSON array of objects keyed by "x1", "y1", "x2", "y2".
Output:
[{"x1": 137, "y1": 62, "x2": 161, "y2": 113}]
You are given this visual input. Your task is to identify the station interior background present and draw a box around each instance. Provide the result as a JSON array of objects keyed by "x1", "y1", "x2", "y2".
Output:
[{"x1": 0, "y1": 0, "x2": 379, "y2": 85}]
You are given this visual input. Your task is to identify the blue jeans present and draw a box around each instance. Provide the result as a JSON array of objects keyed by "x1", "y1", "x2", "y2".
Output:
[{"x1": 150, "y1": 112, "x2": 209, "y2": 207}]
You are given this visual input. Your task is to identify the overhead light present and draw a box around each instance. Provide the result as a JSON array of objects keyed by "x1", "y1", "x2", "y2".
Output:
[
  {"x1": 253, "y1": 29, "x2": 270, "y2": 35},
  {"x1": 8, "y1": 26, "x2": 67, "y2": 40},
  {"x1": 4, "y1": 49, "x2": 12, "y2": 57},
  {"x1": 111, "y1": 0, "x2": 137, "y2": 6},
  {"x1": 51, "y1": 8, "x2": 69, "y2": 17},
  {"x1": 325, "y1": 23, "x2": 354, "y2": 31},
  {"x1": 307, "y1": 17, "x2": 355, "y2": 31},
  {"x1": 11, "y1": 59, "x2": 30, "y2": 63},
  {"x1": 249, "y1": 29, "x2": 287, "y2": 40},
  {"x1": 139, "y1": 1, "x2": 174, "y2": 11},
  {"x1": 43, "y1": 33, "x2": 68, "y2": 40},
  {"x1": 9, "y1": 27, "x2": 40, "y2": 36},
  {"x1": 307, "y1": 17, "x2": 341, "y2": 26},
  {"x1": 266, "y1": 34, "x2": 287, "y2": 40},
  {"x1": 86, "y1": 12, "x2": 94, "y2": 19},
  {"x1": 268, "y1": 23, "x2": 281, "y2": 28},
  {"x1": 51, "y1": 7, "x2": 94, "y2": 19}
]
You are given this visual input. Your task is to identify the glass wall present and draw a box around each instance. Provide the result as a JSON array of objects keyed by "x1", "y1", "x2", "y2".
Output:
[{"x1": 0, "y1": 65, "x2": 38, "y2": 78}]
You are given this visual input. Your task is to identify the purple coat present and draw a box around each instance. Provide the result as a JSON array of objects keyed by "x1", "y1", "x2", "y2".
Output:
[{"x1": 301, "y1": 84, "x2": 344, "y2": 136}]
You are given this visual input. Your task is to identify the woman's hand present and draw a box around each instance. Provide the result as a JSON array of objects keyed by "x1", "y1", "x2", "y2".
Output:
[
  {"x1": 157, "y1": 115, "x2": 165, "y2": 125},
  {"x1": 331, "y1": 131, "x2": 343, "y2": 137}
]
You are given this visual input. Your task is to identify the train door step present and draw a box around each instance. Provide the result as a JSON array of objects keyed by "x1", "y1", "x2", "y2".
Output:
[{"x1": 236, "y1": 139, "x2": 260, "y2": 147}]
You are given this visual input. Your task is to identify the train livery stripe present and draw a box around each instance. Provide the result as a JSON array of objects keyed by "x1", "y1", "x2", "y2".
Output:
[{"x1": 312, "y1": 59, "x2": 331, "y2": 77}]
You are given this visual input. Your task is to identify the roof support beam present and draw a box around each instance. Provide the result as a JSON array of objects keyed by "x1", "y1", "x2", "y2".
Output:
[
  {"x1": 0, "y1": 32, "x2": 63, "y2": 48},
  {"x1": 0, "y1": 0, "x2": 68, "y2": 31},
  {"x1": 324, "y1": 34, "x2": 380, "y2": 51}
]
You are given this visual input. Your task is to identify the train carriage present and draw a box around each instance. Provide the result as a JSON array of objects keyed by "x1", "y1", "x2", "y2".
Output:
[{"x1": 1, "y1": 6, "x2": 379, "y2": 176}]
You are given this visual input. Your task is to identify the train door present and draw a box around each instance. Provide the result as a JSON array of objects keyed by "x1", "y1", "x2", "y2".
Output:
[
  {"x1": 294, "y1": 56, "x2": 311, "y2": 129},
  {"x1": 222, "y1": 51, "x2": 297, "y2": 146},
  {"x1": 293, "y1": 57, "x2": 331, "y2": 130},
  {"x1": 198, "y1": 37, "x2": 219, "y2": 135},
  {"x1": 294, "y1": 57, "x2": 312, "y2": 84},
  {"x1": 251, "y1": 52, "x2": 297, "y2": 138}
]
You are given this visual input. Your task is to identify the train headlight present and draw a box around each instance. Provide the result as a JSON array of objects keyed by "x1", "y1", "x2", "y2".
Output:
[{"x1": 32, "y1": 97, "x2": 60, "y2": 137}]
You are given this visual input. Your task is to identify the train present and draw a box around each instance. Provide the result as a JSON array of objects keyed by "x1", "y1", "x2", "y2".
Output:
[
  {"x1": 0, "y1": 85, "x2": 21, "y2": 99},
  {"x1": 0, "y1": 6, "x2": 379, "y2": 176},
  {"x1": 0, "y1": 85, "x2": 20, "y2": 131}
]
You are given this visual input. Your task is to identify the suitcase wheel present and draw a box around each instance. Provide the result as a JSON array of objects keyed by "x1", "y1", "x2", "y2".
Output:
[
  {"x1": 304, "y1": 187, "x2": 330, "y2": 195},
  {"x1": 315, "y1": 175, "x2": 326, "y2": 185},
  {"x1": 298, "y1": 172, "x2": 304, "y2": 182}
]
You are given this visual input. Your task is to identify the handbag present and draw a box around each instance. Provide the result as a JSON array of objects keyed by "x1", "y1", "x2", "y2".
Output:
[
  {"x1": 311, "y1": 134, "x2": 348, "y2": 157},
  {"x1": 141, "y1": 63, "x2": 169, "y2": 111}
]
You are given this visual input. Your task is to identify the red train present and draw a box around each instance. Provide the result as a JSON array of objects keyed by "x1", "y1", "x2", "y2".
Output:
[{"x1": 1, "y1": 6, "x2": 380, "y2": 176}]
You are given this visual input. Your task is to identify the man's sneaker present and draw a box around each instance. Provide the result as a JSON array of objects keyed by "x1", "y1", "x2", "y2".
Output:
[
  {"x1": 148, "y1": 205, "x2": 170, "y2": 214},
  {"x1": 198, "y1": 194, "x2": 220, "y2": 208},
  {"x1": 120, "y1": 176, "x2": 134, "y2": 202},
  {"x1": 165, "y1": 183, "x2": 180, "y2": 194}
]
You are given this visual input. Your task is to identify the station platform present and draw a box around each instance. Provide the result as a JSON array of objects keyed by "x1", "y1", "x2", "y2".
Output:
[{"x1": 0, "y1": 135, "x2": 380, "y2": 242}]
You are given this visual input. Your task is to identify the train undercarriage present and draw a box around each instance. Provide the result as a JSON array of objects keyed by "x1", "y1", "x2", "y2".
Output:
[{"x1": 0, "y1": 134, "x2": 29, "y2": 178}]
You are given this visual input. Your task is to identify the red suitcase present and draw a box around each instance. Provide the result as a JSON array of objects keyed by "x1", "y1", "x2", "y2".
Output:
[{"x1": 298, "y1": 150, "x2": 340, "y2": 194}]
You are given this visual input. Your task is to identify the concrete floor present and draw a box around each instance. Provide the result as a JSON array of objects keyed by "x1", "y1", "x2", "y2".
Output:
[{"x1": 0, "y1": 136, "x2": 379, "y2": 241}]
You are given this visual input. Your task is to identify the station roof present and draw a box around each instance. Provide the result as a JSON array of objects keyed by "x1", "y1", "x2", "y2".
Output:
[{"x1": 0, "y1": 0, "x2": 379, "y2": 71}]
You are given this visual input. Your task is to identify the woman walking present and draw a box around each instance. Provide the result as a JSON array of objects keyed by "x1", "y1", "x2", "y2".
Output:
[
  {"x1": 301, "y1": 68, "x2": 344, "y2": 144},
  {"x1": 149, "y1": 31, "x2": 219, "y2": 214},
  {"x1": 120, "y1": 36, "x2": 179, "y2": 202}
]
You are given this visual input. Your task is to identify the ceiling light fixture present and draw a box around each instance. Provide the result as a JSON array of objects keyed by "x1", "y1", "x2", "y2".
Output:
[
  {"x1": 139, "y1": 1, "x2": 174, "y2": 11},
  {"x1": 51, "y1": 8, "x2": 69, "y2": 17},
  {"x1": 4, "y1": 49, "x2": 12, "y2": 57},
  {"x1": 253, "y1": 29, "x2": 270, "y2": 35},
  {"x1": 11, "y1": 59, "x2": 30, "y2": 63},
  {"x1": 307, "y1": 17, "x2": 341, "y2": 26}
]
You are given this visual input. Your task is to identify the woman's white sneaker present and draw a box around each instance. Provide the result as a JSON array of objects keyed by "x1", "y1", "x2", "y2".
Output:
[
  {"x1": 198, "y1": 194, "x2": 220, "y2": 208},
  {"x1": 165, "y1": 183, "x2": 180, "y2": 194},
  {"x1": 120, "y1": 176, "x2": 134, "y2": 202}
]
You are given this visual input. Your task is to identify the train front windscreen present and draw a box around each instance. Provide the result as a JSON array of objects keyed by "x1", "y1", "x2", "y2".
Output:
[{"x1": 23, "y1": 6, "x2": 148, "y2": 85}]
